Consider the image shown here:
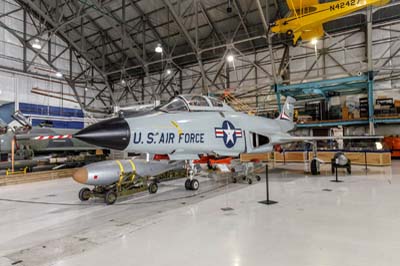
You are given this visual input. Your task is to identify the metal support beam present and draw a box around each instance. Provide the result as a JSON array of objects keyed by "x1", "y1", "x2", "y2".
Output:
[
  {"x1": 17, "y1": 0, "x2": 117, "y2": 107},
  {"x1": 366, "y1": 6, "x2": 375, "y2": 135}
]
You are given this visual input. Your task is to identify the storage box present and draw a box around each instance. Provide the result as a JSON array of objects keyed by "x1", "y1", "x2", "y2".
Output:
[
  {"x1": 342, "y1": 106, "x2": 349, "y2": 120},
  {"x1": 353, "y1": 109, "x2": 360, "y2": 119}
]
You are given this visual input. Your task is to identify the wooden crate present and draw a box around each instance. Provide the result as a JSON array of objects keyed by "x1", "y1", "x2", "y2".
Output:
[
  {"x1": 273, "y1": 151, "x2": 391, "y2": 166},
  {"x1": 240, "y1": 153, "x2": 271, "y2": 162},
  {"x1": 274, "y1": 151, "x2": 307, "y2": 162}
]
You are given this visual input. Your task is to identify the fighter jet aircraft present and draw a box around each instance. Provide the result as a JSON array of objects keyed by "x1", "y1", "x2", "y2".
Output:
[{"x1": 72, "y1": 95, "x2": 380, "y2": 191}]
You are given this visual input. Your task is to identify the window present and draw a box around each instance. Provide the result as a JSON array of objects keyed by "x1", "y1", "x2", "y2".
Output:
[
  {"x1": 187, "y1": 96, "x2": 210, "y2": 107},
  {"x1": 158, "y1": 98, "x2": 188, "y2": 112},
  {"x1": 209, "y1": 97, "x2": 223, "y2": 107}
]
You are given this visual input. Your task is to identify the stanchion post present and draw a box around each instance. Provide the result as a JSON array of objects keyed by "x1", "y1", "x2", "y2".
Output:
[
  {"x1": 259, "y1": 164, "x2": 278, "y2": 205},
  {"x1": 364, "y1": 151, "x2": 368, "y2": 171},
  {"x1": 331, "y1": 164, "x2": 343, "y2": 183}
]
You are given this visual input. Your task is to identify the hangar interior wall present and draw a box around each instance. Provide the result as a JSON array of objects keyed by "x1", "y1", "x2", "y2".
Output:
[{"x1": 0, "y1": 0, "x2": 109, "y2": 120}]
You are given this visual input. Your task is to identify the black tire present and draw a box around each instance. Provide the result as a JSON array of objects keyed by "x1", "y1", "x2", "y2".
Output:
[
  {"x1": 232, "y1": 177, "x2": 237, "y2": 183},
  {"x1": 148, "y1": 182, "x2": 158, "y2": 194},
  {"x1": 256, "y1": 175, "x2": 261, "y2": 182},
  {"x1": 190, "y1": 179, "x2": 199, "y2": 191},
  {"x1": 78, "y1": 187, "x2": 91, "y2": 201},
  {"x1": 104, "y1": 190, "x2": 117, "y2": 205},
  {"x1": 286, "y1": 29, "x2": 293, "y2": 37},
  {"x1": 185, "y1": 179, "x2": 192, "y2": 190},
  {"x1": 311, "y1": 159, "x2": 320, "y2": 175},
  {"x1": 247, "y1": 178, "x2": 253, "y2": 185}
]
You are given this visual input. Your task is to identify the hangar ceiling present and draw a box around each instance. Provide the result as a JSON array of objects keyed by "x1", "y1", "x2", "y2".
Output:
[{"x1": 16, "y1": 0, "x2": 400, "y2": 83}]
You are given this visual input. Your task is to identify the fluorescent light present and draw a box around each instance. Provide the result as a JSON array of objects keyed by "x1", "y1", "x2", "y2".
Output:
[
  {"x1": 55, "y1": 72, "x2": 63, "y2": 78},
  {"x1": 155, "y1": 44, "x2": 163, "y2": 53},
  {"x1": 32, "y1": 39, "x2": 41, "y2": 49},
  {"x1": 227, "y1": 54, "x2": 234, "y2": 62},
  {"x1": 311, "y1": 38, "x2": 318, "y2": 45},
  {"x1": 375, "y1": 142, "x2": 383, "y2": 150}
]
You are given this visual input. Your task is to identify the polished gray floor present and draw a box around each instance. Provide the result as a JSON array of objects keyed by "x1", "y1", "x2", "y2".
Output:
[{"x1": 0, "y1": 162, "x2": 399, "y2": 266}]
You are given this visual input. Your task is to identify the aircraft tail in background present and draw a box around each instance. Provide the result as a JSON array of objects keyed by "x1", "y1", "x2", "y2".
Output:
[{"x1": 276, "y1": 96, "x2": 296, "y2": 132}]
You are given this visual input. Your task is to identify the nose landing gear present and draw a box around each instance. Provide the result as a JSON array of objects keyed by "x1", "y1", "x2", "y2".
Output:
[{"x1": 185, "y1": 160, "x2": 199, "y2": 191}]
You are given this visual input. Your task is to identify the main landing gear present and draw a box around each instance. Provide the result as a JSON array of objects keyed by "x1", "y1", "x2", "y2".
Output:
[{"x1": 185, "y1": 160, "x2": 199, "y2": 191}]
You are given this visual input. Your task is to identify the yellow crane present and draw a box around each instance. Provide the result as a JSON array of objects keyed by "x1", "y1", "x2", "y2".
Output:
[{"x1": 271, "y1": 0, "x2": 390, "y2": 46}]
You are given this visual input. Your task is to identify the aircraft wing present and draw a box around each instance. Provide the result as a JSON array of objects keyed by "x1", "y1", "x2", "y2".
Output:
[
  {"x1": 286, "y1": 0, "x2": 319, "y2": 11},
  {"x1": 301, "y1": 24, "x2": 324, "y2": 40},
  {"x1": 278, "y1": 135, "x2": 384, "y2": 143}
]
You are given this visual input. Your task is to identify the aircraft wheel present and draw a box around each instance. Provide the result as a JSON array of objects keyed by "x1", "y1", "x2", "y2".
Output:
[
  {"x1": 78, "y1": 187, "x2": 91, "y2": 201},
  {"x1": 148, "y1": 182, "x2": 158, "y2": 194},
  {"x1": 185, "y1": 179, "x2": 192, "y2": 190},
  {"x1": 311, "y1": 159, "x2": 320, "y2": 175},
  {"x1": 104, "y1": 190, "x2": 117, "y2": 205},
  {"x1": 190, "y1": 179, "x2": 199, "y2": 191},
  {"x1": 232, "y1": 177, "x2": 237, "y2": 183},
  {"x1": 247, "y1": 178, "x2": 253, "y2": 185},
  {"x1": 255, "y1": 175, "x2": 261, "y2": 182},
  {"x1": 286, "y1": 29, "x2": 293, "y2": 37}
]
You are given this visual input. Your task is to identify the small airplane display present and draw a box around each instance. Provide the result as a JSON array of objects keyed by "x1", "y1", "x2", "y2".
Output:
[{"x1": 271, "y1": 0, "x2": 390, "y2": 46}]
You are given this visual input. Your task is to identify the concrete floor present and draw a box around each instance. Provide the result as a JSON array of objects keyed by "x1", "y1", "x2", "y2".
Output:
[{"x1": 0, "y1": 162, "x2": 399, "y2": 266}]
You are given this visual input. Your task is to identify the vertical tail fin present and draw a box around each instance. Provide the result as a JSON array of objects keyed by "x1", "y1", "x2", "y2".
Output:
[
  {"x1": 276, "y1": 96, "x2": 296, "y2": 132},
  {"x1": 277, "y1": 96, "x2": 296, "y2": 122}
]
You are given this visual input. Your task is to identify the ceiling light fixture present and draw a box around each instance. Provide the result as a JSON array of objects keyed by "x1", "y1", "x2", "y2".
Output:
[
  {"x1": 227, "y1": 54, "x2": 234, "y2": 63},
  {"x1": 311, "y1": 38, "x2": 318, "y2": 45},
  {"x1": 155, "y1": 44, "x2": 163, "y2": 53},
  {"x1": 55, "y1": 72, "x2": 63, "y2": 78},
  {"x1": 32, "y1": 39, "x2": 42, "y2": 50}
]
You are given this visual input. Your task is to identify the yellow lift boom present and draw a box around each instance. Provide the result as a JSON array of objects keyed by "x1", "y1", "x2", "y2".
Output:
[{"x1": 271, "y1": 0, "x2": 390, "y2": 46}]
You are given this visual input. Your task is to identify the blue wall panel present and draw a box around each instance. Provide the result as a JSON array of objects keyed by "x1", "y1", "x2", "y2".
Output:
[
  {"x1": 19, "y1": 103, "x2": 83, "y2": 118},
  {"x1": 19, "y1": 103, "x2": 84, "y2": 129}
]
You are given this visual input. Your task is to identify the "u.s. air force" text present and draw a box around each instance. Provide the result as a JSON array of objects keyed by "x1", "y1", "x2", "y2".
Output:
[{"x1": 133, "y1": 132, "x2": 205, "y2": 144}]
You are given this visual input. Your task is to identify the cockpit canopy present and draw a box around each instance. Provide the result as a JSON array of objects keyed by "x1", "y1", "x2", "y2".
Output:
[{"x1": 157, "y1": 95, "x2": 234, "y2": 113}]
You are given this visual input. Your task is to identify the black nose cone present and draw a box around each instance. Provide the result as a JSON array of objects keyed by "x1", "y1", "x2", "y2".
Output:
[{"x1": 75, "y1": 117, "x2": 130, "y2": 150}]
